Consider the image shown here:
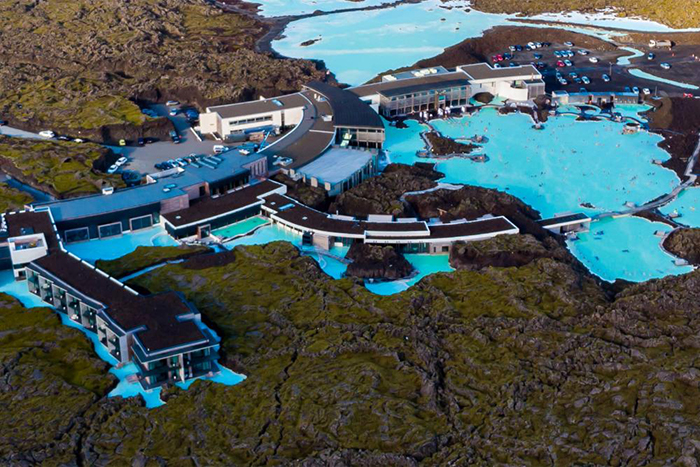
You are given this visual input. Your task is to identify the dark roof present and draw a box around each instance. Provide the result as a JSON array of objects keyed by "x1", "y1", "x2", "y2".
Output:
[
  {"x1": 349, "y1": 72, "x2": 471, "y2": 98},
  {"x1": 538, "y1": 213, "x2": 591, "y2": 227},
  {"x1": 428, "y1": 218, "x2": 517, "y2": 239},
  {"x1": 378, "y1": 79, "x2": 472, "y2": 98},
  {"x1": 162, "y1": 180, "x2": 283, "y2": 228},
  {"x1": 208, "y1": 93, "x2": 309, "y2": 120},
  {"x1": 304, "y1": 81, "x2": 385, "y2": 129},
  {"x1": 31, "y1": 251, "x2": 207, "y2": 352},
  {"x1": 5, "y1": 210, "x2": 60, "y2": 250}
]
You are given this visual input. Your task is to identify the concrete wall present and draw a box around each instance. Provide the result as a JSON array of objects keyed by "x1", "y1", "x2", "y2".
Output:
[
  {"x1": 199, "y1": 112, "x2": 220, "y2": 135},
  {"x1": 160, "y1": 193, "x2": 190, "y2": 215}
]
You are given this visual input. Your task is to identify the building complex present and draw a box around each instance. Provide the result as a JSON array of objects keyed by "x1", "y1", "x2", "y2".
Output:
[{"x1": 0, "y1": 61, "x2": 538, "y2": 391}]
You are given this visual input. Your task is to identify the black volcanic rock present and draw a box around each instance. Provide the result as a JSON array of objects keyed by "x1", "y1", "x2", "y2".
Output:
[
  {"x1": 663, "y1": 228, "x2": 700, "y2": 265},
  {"x1": 345, "y1": 243, "x2": 414, "y2": 280}
]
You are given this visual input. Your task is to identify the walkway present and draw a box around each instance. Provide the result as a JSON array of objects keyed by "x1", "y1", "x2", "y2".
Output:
[{"x1": 594, "y1": 132, "x2": 700, "y2": 220}]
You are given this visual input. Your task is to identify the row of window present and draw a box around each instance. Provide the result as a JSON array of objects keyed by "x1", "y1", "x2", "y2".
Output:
[
  {"x1": 227, "y1": 115, "x2": 273, "y2": 127},
  {"x1": 389, "y1": 87, "x2": 468, "y2": 101},
  {"x1": 64, "y1": 215, "x2": 154, "y2": 243}
]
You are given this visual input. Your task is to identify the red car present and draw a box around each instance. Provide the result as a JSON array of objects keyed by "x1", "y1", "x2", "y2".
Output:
[
  {"x1": 683, "y1": 93, "x2": 694, "y2": 98},
  {"x1": 556, "y1": 60, "x2": 565, "y2": 67},
  {"x1": 496, "y1": 54, "x2": 504, "y2": 62},
  {"x1": 491, "y1": 55, "x2": 498, "y2": 63}
]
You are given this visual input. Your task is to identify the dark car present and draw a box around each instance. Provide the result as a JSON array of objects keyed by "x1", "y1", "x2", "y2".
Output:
[
  {"x1": 169, "y1": 130, "x2": 180, "y2": 144},
  {"x1": 0, "y1": 120, "x2": 6, "y2": 126},
  {"x1": 137, "y1": 137, "x2": 144, "y2": 146},
  {"x1": 57, "y1": 135, "x2": 71, "y2": 141}
]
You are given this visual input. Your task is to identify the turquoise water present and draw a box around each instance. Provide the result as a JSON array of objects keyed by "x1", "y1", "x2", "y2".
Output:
[
  {"x1": 65, "y1": 225, "x2": 177, "y2": 263},
  {"x1": 250, "y1": 0, "x2": 391, "y2": 17},
  {"x1": 387, "y1": 108, "x2": 678, "y2": 218},
  {"x1": 213, "y1": 216, "x2": 270, "y2": 239},
  {"x1": 617, "y1": 47, "x2": 645, "y2": 65},
  {"x1": 224, "y1": 224, "x2": 349, "y2": 279},
  {"x1": 271, "y1": 0, "x2": 698, "y2": 85},
  {"x1": 567, "y1": 216, "x2": 693, "y2": 282},
  {"x1": 176, "y1": 365, "x2": 246, "y2": 390},
  {"x1": 660, "y1": 187, "x2": 700, "y2": 228},
  {"x1": 0, "y1": 270, "x2": 49, "y2": 308},
  {"x1": 628, "y1": 68, "x2": 699, "y2": 90},
  {"x1": 365, "y1": 254, "x2": 453, "y2": 294}
]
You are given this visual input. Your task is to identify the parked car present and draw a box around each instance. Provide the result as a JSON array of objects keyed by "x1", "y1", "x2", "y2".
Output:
[
  {"x1": 602, "y1": 74, "x2": 611, "y2": 82},
  {"x1": 57, "y1": 135, "x2": 71, "y2": 141},
  {"x1": 166, "y1": 100, "x2": 180, "y2": 106},
  {"x1": 39, "y1": 130, "x2": 55, "y2": 138},
  {"x1": 578, "y1": 49, "x2": 589, "y2": 55},
  {"x1": 589, "y1": 57, "x2": 599, "y2": 63},
  {"x1": 624, "y1": 86, "x2": 632, "y2": 92},
  {"x1": 509, "y1": 62, "x2": 519, "y2": 67},
  {"x1": 643, "y1": 88, "x2": 651, "y2": 95},
  {"x1": 137, "y1": 137, "x2": 144, "y2": 146},
  {"x1": 176, "y1": 158, "x2": 188, "y2": 167},
  {"x1": 534, "y1": 53, "x2": 543, "y2": 60},
  {"x1": 660, "y1": 62, "x2": 671, "y2": 70},
  {"x1": 632, "y1": 86, "x2": 640, "y2": 94},
  {"x1": 574, "y1": 77, "x2": 582, "y2": 84},
  {"x1": 581, "y1": 76, "x2": 591, "y2": 85},
  {"x1": 569, "y1": 72, "x2": 578, "y2": 79},
  {"x1": 107, "y1": 164, "x2": 119, "y2": 174},
  {"x1": 647, "y1": 52, "x2": 655, "y2": 60},
  {"x1": 169, "y1": 108, "x2": 178, "y2": 117},
  {"x1": 72, "y1": 138, "x2": 85, "y2": 143},
  {"x1": 119, "y1": 139, "x2": 126, "y2": 146},
  {"x1": 116, "y1": 156, "x2": 128, "y2": 166},
  {"x1": 0, "y1": 120, "x2": 6, "y2": 126},
  {"x1": 493, "y1": 63, "x2": 502, "y2": 69},
  {"x1": 213, "y1": 145, "x2": 227, "y2": 154},
  {"x1": 514, "y1": 45, "x2": 523, "y2": 51},
  {"x1": 239, "y1": 149, "x2": 251, "y2": 156},
  {"x1": 185, "y1": 109, "x2": 199, "y2": 120},
  {"x1": 559, "y1": 78, "x2": 568, "y2": 86},
  {"x1": 579, "y1": 88, "x2": 588, "y2": 93},
  {"x1": 564, "y1": 41, "x2": 574, "y2": 47},
  {"x1": 496, "y1": 54, "x2": 504, "y2": 62},
  {"x1": 556, "y1": 60, "x2": 565, "y2": 67},
  {"x1": 169, "y1": 130, "x2": 180, "y2": 143},
  {"x1": 683, "y1": 93, "x2": 695, "y2": 98},
  {"x1": 564, "y1": 59, "x2": 572, "y2": 67}
]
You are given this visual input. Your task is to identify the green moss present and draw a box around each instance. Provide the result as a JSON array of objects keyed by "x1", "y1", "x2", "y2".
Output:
[
  {"x1": 95, "y1": 245, "x2": 211, "y2": 278},
  {"x1": 0, "y1": 135, "x2": 123, "y2": 197}
]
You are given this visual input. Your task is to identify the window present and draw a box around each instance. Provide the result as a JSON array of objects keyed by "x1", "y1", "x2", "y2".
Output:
[
  {"x1": 98, "y1": 222, "x2": 122, "y2": 239},
  {"x1": 130, "y1": 215, "x2": 153, "y2": 231},
  {"x1": 64, "y1": 227, "x2": 90, "y2": 243}
]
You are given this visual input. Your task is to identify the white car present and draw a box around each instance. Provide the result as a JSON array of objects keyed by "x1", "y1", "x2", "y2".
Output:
[
  {"x1": 578, "y1": 49, "x2": 589, "y2": 55},
  {"x1": 213, "y1": 145, "x2": 227, "y2": 154},
  {"x1": 632, "y1": 86, "x2": 640, "y2": 94},
  {"x1": 589, "y1": 57, "x2": 599, "y2": 63},
  {"x1": 602, "y1": 74, "x2": 611, "y2": 82},
  {"x1": 564, "y1": 41, "x2": 574, "y2": 47},
  {"x1": 107, "y1": 164, "x2": 119, "y2": 174},
  {"x1": 581, "y1": 76, "x2": 591, "y2": 85},
  {"x1": 239, "y1": 149, "x2": 251, "y2": 156},
  {"x1": 643, "y1": 88, "x2": 651, "y2": 95},
  {"x1": 660, "y1": 62, "x2": 671, "y2": 70},
  {"x1": 166, "y1": 100, "x2": 180, "y2": 106},
  {"x1": 72, "y1": 138, "x2": 85, "y2": 143},
  {"x1": 116, "y1": 157, "x2": 128, "y2": 166},
  {"x1": 39, "y1": 130, "x2": 55, "y2": 138}
]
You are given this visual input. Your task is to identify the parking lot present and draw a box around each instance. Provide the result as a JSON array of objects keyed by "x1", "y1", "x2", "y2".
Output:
[
  {"x1": 488, "y1": 38, "x2": 697, "y2": 97},
  {"x1": 109, "y1": 104, "x2": 221, "y2": 175}
]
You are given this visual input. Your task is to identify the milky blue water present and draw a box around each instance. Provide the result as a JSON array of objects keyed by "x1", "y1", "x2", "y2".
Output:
[
  {"x1": 567, "y1": 216, "x2": 693, "y2": 282},
  {"x1": 250, "y1": 0, "x2": 391, "y2": 17},
  {"x1": 213, "y1": 216, "x2": 270, "y2": 239},
  {"x1": 224, "y1": 223, "x2": 349, "y2": 279},
  {"x1": 617, "y1": 46, "x2": 645, "y2": 65},
  {"x1": 365, "y1": 254, "x2": 453, "y2": 294},
  {"x1": 628, "y1": 68, "x2": 699, "y2": 90},
  {"x1": 271, "y1": 0, "x2": 699, "y2": 85},
  {"x1": 660, "y1": 187, "x2": 700, "y2": 228},
  {"x1": 387, "y1": 108, "x2": 678, "y2": 218},
  {"x1": 65, "y1": 225, "x2": 177, "y2": 263}
]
